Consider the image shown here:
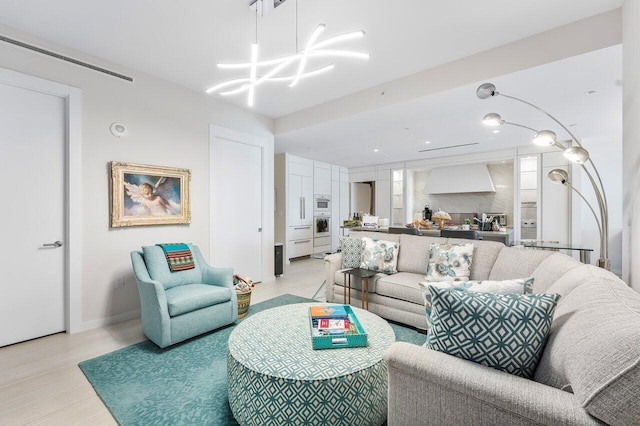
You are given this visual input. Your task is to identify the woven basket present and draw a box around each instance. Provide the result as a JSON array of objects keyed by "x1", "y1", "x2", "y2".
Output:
[{"x1": 236, "y1": 289, "x2": 252, "y2": 319}]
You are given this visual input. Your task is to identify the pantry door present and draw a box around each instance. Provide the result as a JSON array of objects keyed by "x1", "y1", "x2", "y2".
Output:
[{"x1": 210, "y1": 126, "x2": 267, "y2": 282}]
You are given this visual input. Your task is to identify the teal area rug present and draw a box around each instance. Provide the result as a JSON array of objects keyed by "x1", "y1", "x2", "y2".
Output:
[{"x1": 79, "y1": 294, "x2": 426, "y2": 425}]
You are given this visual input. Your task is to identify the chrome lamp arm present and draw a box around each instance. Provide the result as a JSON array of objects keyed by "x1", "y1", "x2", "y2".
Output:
[{"x1": 478, "y1": 83, "x2": 610, "y2": 270}]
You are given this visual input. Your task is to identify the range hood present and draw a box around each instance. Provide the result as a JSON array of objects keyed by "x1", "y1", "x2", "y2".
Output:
[{"x1": 423, "y1": 164, "x2": 496, "y2": 194}]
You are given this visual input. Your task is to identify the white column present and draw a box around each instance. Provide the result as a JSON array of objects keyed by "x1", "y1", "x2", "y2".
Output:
[{"x1": 623, "y1": 0, "x2": 640, "y2": 290}]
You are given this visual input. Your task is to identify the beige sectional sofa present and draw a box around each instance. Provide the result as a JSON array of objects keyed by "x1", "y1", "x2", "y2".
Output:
[
  {"x1": 325, "y1": 230, "x2": 640, "y2": 425},
  {"x1": 325, "y1": 230, "x2": 511, "y2": 330}
]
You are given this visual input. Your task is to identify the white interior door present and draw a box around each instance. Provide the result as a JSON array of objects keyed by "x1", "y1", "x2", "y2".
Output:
[
  {"x1": 0, "y1": 82, "x2": 66, "y2": 347},
  {"x1": 211, "y1": 134, "x2": 263, "y2": 282}
]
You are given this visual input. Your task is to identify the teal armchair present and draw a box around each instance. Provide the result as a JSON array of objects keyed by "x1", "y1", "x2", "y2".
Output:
[{"x1": 130, "y1": 244, "x2": 238, "y2": 348}]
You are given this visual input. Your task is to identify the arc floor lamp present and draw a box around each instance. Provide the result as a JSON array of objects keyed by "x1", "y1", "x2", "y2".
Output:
[{"x1": 477, "y1": 82, "x2": 610, "y2": 270}]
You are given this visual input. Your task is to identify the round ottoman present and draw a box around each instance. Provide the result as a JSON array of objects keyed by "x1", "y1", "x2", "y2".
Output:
[{"x1": 227, "y1": 303, "x2": 395, "y2": 425}]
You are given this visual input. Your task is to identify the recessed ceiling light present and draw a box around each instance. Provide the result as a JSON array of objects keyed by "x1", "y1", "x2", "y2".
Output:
[
  {"x1": 569, "y1": 123, "x2": 577, "y2": 127},
  {"x1": 493, "y1": 130, "x2": 500, "y2": 134},
  {"x1": 404, "y1": 127, "x2": 410, "y2": 130},
  {"x1": 374, "y1": 149, "x2": 379, "y2": 152},
  {"x1": 585, "y1": 90, "x2": 596, "y2": 95},
  {"x1": 425, "y1": 141, "x2": 431, "y2": 144}
]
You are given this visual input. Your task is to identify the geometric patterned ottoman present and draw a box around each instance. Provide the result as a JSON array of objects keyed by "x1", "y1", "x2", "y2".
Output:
[{"x1": 227, "y1": 303, "x2": 395, "y2": 425}]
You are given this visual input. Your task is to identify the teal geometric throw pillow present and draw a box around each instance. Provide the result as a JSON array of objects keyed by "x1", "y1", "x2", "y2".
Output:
[
  {"x1": 339, "y1": 236, "x2": 364, "y2": 269},
  {"x1": 426, "y1": 286, "x2": 560, "y2": 378},
  {"x1": 418, "y1": 277, "x2": 535, "y2": 329}
]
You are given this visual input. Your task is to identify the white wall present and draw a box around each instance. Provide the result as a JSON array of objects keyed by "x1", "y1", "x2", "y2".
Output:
[
  {"x1": 571, "y1": 138, "x2": 623, "y2": 275},
  {"x1": 623, "y1": 0, "x2": 640, "y2": 290},
  {"x1": 0, "y1": 24, "x2": 274, "y2": 328}
]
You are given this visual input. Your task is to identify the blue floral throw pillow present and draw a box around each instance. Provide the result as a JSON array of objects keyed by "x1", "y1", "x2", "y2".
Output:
[
  {"x1": 339, "y1": 236, "x2": 364, "y2": 269},
  {"x1": 426, "y1": 286, "x2": 560, "y2": 378},
  {"x1": 360, "y1": 237, "x2": 399, "y2": 274},
  {"x1": 426, "y1": 243, "x2": 474, "y2": 282}
]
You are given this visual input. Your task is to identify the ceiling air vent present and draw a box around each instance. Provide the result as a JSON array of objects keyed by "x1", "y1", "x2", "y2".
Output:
[
  {"x1": 0, "y1": 35, "x2": 134, "y2": 83},
  {"x1": 419, "y1": 142, "x2": 479, "y2": 153}
]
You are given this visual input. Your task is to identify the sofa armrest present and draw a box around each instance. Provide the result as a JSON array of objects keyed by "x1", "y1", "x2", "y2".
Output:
[
  {"x1": 201, "y1": 265, "x2": 234, "y2": 289},
  {"x1": 384, "y1": 342, "x2": 604, "y2": 426},
  {"x1": 324, "y1": 253, "x2": 343, "y2": 302},
  {"x1": 131, "y1": 251, "x2": 172, "y2": 347}
]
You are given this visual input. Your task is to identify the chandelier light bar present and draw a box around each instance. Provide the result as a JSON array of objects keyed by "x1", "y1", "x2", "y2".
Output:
[{"x1": 206, "y1": 24, "x2": 369, "y2": 106}]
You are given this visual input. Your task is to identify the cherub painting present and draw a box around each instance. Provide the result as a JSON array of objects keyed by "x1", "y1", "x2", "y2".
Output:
[
  {"x1": 123, "y1": 174, "x2": 181, "y2": 216},
  {"x1": 111, "y1": 162, "x2": 191, "y2": 227}
]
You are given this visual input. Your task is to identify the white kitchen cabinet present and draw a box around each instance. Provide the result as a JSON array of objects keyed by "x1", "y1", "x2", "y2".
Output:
[
  {"x1": 331, "y1": 179, "x2": 340, "y2": 251},
  {"x1": 287, "y1": 238, "x2": 313, "y2": 259},
  {"x1": 288, "y1": 174, "x2": 313, "y2": 227},
  {"x1": 314, "y1": 161, "x2": 332, "y2": 195}
]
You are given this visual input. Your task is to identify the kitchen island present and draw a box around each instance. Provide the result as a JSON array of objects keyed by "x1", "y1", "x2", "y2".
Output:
[{"x1": 342, "y1": 226, "x2": 514, "y2": 246}]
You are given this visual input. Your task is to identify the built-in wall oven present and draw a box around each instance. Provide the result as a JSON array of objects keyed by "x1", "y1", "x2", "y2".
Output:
[
  {"x1": 314, "y1": 195, "x2": 331, "y2": 213},
  {"x1": 314, "y1": 213, "x2": 331, "y2": 247}
]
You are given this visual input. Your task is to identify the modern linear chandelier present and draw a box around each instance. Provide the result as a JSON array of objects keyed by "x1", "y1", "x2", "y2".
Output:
[{"x1": 205, "y1": 0, "x2": 369, "y2": 106}]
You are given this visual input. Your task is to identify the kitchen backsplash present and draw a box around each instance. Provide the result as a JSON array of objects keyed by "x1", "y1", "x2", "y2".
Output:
[{"x1": 412, "y1": 163, "x2": 514, "y2": 224}]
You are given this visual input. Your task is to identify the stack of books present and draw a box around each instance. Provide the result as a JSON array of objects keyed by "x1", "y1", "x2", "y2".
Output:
[{"x1": 310, "y1": 305, "x2": 358, "y2": 336}]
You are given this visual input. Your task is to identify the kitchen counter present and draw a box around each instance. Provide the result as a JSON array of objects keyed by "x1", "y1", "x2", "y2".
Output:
[{"x1": 342, "y1": 226, "x2": 514, "y2": 246}]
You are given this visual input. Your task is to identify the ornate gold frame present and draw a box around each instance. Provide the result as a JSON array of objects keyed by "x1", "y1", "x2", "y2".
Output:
[{"x1": 110, "y1": 162, "x2": 191, "y2": 227}]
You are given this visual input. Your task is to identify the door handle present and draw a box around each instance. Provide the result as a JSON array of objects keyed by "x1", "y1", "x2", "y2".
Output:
[
  {"x1": 294, "y1": 240, "x2": 311, "y2": 244},
  {"x1": 303, "y1": 197, "x2": 306, "y2": 219},
  {"x1": 43, "y1": 240, "x2": 63, "y2": 248},
  {"x1": 300, "y1": 197, "x2": 303, "y2": 220}
]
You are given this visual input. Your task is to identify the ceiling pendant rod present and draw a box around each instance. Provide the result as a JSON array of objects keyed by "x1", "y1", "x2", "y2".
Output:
[{"x1": 248, "y1": 1, "x2": 259, "y2": 107}]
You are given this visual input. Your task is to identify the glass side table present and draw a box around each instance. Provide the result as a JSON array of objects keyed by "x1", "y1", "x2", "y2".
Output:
[
  {"x1": 514, "y1": 240, "x2": 594, "y2": 264},
  {"x1": 342, "y1": 268, "x2": 378, "y2": 310}
]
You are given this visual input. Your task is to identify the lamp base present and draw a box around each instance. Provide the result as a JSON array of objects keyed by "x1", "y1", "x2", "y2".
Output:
[{"x1": 597, "y1": 258, "x2": 611, "y2": 270}]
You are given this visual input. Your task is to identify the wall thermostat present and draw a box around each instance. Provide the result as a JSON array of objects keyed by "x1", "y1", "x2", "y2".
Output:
[{"x1": 110, "y1": 122, "x2": 128, "y2": 138}]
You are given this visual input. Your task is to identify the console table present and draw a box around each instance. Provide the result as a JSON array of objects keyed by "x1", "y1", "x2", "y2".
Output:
[
  {"x1": 227, "y1": 303, "x2": 395, "y2": 426},
  {"x1": 515, "y1": 241, "x2": 593, "y2": 264}
]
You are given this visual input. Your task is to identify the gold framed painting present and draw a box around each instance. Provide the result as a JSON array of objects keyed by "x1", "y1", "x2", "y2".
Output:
[{"x1": 110, "y1": 162, "x2": 191, "y2": 227}]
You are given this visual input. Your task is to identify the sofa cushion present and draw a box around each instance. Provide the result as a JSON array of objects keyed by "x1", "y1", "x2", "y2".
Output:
[
  {"x1": 465, "y1": 240, "x2": 505, "y2": 281},
  {"x1": 360, "y1": 237, "x2": 400, "y2": 274},
  {"x1": 165, "y1": 284, "x2": 232, "y2": 317},
  {"x1": 397, "y1": 234, "x2": 447, "y2": 274},
  {"x1": 533, "y1": 275, "x2": 640, "y2": 426},
  {"x1": 376, "y1": 272, "x2": 425, "y2": 305},
  {"x1": 427, "y1": 286, "x2": 560, "y2": 379},
  {"x1": 530, "y1": 252, "x2": 583, "y2": 294},
  {"x1": 426, "y1": 243, "x2": 474, "y2": 281},
  {"x1": 339, "y1": 236, "x2": 364, "y2": 269},
  {"x1": 488, "y1": 247, "x2": 554, "y2": 281},
  {"x1": 142, "y1": 245, "x2": 202, "y2": 290}
]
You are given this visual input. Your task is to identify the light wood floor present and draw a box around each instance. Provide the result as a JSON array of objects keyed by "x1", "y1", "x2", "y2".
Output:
[{"x1": 0, "y1": 257, "x2": 326, "y2": 425}]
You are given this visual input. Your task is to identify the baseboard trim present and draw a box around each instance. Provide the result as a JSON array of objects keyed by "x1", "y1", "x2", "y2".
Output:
[{"x1": 79, "y1": 309, "x2": 141, "y2": 332}]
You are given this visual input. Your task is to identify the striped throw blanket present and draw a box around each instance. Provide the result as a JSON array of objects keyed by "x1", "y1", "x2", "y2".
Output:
[{"x1": 156, "y1": 243, "x2": 195, "y2": 272}]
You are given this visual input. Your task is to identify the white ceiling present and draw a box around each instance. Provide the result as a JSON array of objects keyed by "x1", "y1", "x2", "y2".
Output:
[
  {"x1": 0, "y1": 0, "x2": 623, "y2": 167},
  {"x1": 277, "y1": 45, "x2": 623, "y2": 167}
]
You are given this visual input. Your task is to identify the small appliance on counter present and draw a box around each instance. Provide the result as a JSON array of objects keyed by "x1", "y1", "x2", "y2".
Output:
[
  {"x1": 483, "y1": 213, "x2": 507, "y2": 227},
  {"x1": 362, "y1": 215, "x2": 379, "y2": 228},
  {"x1": 423, "y1": 206, "x2": 433, "y2": 221}
]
